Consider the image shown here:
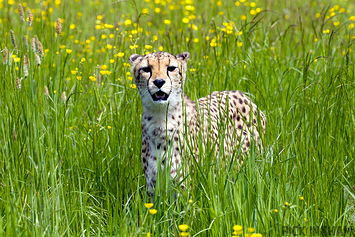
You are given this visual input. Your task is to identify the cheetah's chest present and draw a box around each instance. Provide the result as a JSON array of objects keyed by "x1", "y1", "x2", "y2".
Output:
[{"x1": 143, "y1": 109, "x2": 183, "y2": 158}]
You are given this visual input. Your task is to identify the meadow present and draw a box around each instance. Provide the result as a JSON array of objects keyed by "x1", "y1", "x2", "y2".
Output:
[{"x1": 0, "y1": 0, "x2": 355, "y2": 236}]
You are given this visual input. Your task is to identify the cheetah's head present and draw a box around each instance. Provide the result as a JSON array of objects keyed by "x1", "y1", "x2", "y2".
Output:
[{"x1": 129, "y1": 51, "x2": 190, "y2": 110}]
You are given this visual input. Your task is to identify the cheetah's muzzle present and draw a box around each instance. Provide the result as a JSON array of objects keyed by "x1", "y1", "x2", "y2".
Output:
[{"x1": 152, "y1": 91, "x2": 169, "y2": 101}]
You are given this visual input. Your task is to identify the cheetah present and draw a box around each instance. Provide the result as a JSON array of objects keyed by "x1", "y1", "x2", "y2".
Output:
[{"x1": 129, "y1": 51, "x2": 266, "y2": 202}]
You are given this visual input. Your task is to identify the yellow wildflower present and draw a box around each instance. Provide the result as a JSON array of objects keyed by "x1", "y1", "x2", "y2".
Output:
[
  {"x1": 233, "y1": 225, "x2": 242, "y2": 231},
  {"x1": 178, "y1": 224, "x2": 189, "y2": 232},
  {"x1": 142, "y1": 8, "x2": 149, "y2": 14},
  {"x1": 104, "y1": 24, "x2": 114, "y2": 29},
  {"x1": 210, "y1": 39, "x2": 217, "y2": 47},
  {"x1": 124, "y1": 19, "x2": 132, "y2": 26},
  {"x1": 182, "y1": 18, "x2": 189, "y2": 23},
  {"x1": 100, "y1": 65, "x2": 107, "y2": 70},
  {"x1": 148, "y1": 209, "x2": 157, "y2": 215}
]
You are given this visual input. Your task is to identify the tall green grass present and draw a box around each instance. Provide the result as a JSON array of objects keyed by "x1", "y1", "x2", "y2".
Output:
[{"x1": 0, "y1": 0, "x2": 354, "y2": 236}]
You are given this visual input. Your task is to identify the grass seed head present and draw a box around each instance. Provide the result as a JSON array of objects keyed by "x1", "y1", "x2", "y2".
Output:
[
  {"x1": 35, "y1": 53, "x2": 41, "y2": 65},
  {"x1": 23, "y1": 53, "x2": 30, "y2": 77},
  {"x1": 31, "y1": 37, "x2": 37, "y2": 53},
  {"x1": 23, "y1": 36, "x2": 29, "y2": 52},
  {"x1": 16, "y1": 77, "x2": 21, "y2": 90},
  {"x1": 37, "y1": 40, "x2": 43, "y2": 58},
  {"x1": 3, "y1": 47, "x2": 8, "y2": 65},
  {"x1": 44, "y1": 86, "x2": 49, "y2": 97},
  {"x1": 23, "y1": 53, "x2": 29, "y2": 66},
  {"x1": 10, "y1": 30, "x2": 16, "y2": 47},
  {"x1": 34, "y1": 35, "x2": 39, "y2": 50},
  {"x1": 28, "y1": 9, "x2": 33, "y2": 26},
  {"x1": 56, "y1": 18, "x2": 62, "y2": 35},
  {"x1": 18, "y1": 4, "x2": 25, "y2": 22},
  {"x1": 61, "y1": 91, "x2": 66, "y2": 103}
]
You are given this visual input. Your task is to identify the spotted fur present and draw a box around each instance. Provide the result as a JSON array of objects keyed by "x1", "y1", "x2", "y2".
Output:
[{"x1": 129, "y1": 51, "x2": 266, "y2": 202}]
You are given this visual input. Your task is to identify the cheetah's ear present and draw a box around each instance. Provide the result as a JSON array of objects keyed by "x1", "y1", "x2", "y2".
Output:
[
  {"x1": 176, "y1": 52, "x2": 190, "y2": 62},
  {"x1": 129, "y1": 54, "x2": 143, "y2": 64}
]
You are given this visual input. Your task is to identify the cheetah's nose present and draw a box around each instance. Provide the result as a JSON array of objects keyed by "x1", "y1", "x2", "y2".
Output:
[{"x1": 153, "y1": 79, "x2": 166, "y2": 89}]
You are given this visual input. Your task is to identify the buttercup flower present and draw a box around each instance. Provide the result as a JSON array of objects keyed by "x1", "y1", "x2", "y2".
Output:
[
  {"x1": 149, "y1": 209, "x2": 157, "y2": 215},
  {"x1": 178, "y1": 224, "x2": 189, "y2": 232},
  {"x1": 144, "y1": 203, "x2": 153, "y2": 208}
]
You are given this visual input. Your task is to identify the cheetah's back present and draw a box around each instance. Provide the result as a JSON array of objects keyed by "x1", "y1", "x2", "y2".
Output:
[{"x1": 186, "y1": 90, "x2": 265, "y2": 155}]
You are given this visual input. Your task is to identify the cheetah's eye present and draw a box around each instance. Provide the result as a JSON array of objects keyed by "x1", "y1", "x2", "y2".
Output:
[
  {"x1": 141, "y1": 67, "x2": 151, "y2": 73},
  {"x1": 167, "y1": 66, "x2": 177, "y2": 72}
]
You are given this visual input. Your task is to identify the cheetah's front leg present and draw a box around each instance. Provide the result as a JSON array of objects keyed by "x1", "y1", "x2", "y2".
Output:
[{"x1": 142, "y1": 136, "x2": 184, "y2": 203}]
